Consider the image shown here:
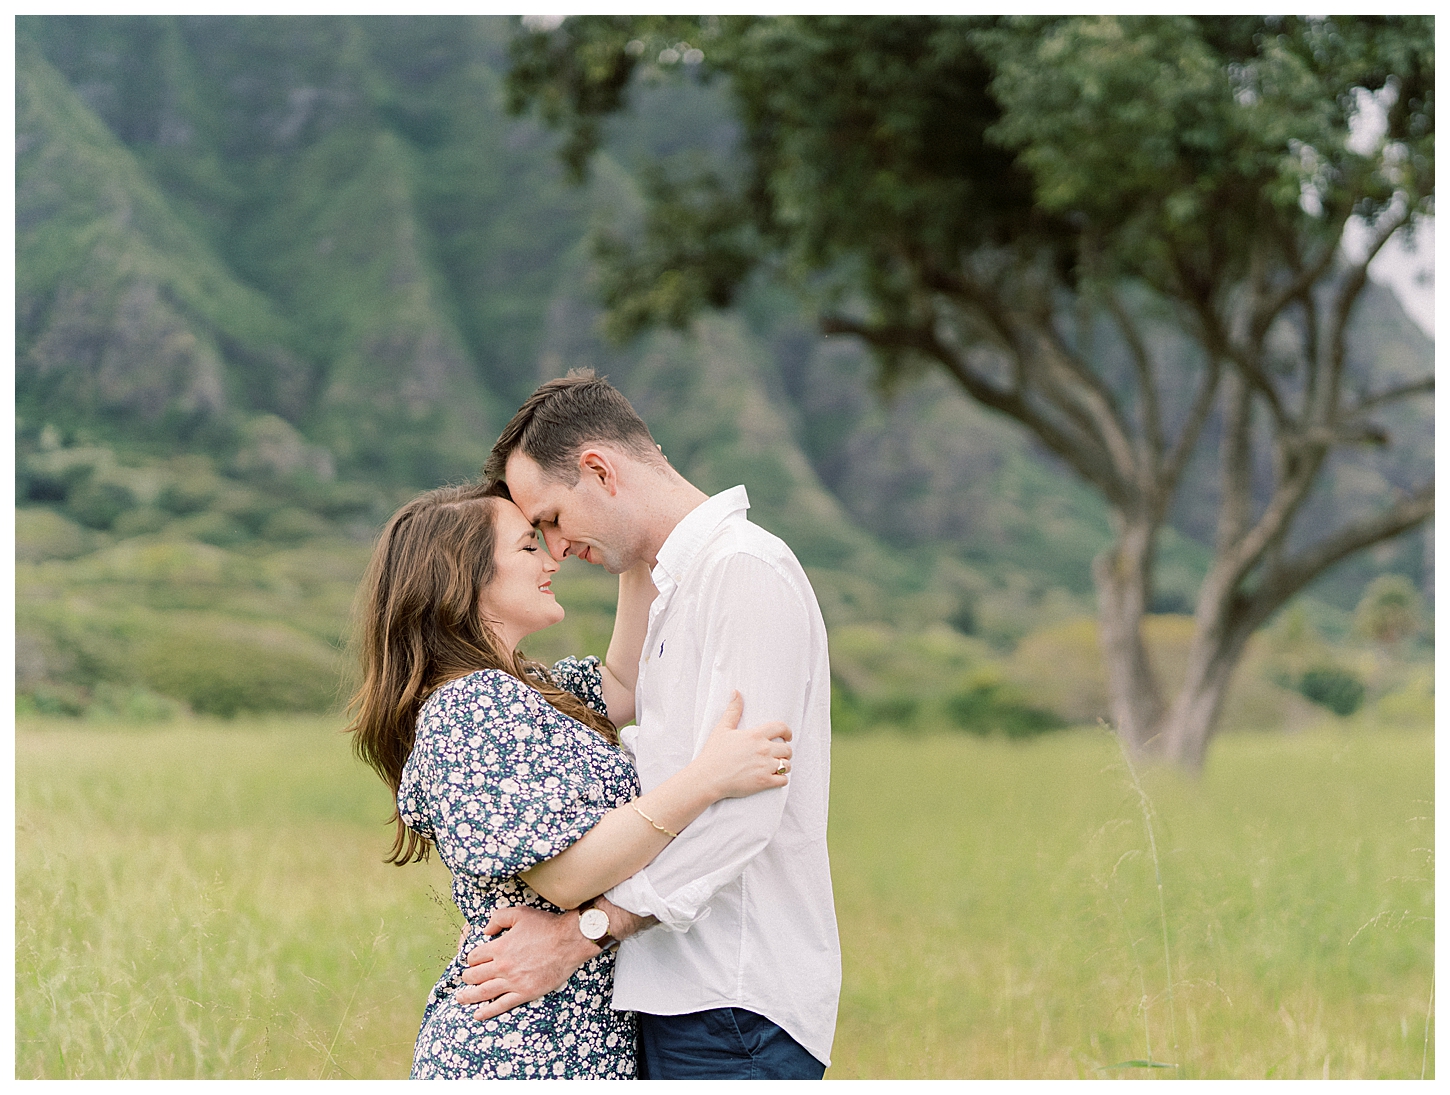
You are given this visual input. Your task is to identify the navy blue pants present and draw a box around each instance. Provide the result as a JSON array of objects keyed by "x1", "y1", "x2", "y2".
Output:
[{"x1": 637, "y1": 1008, "x2": 826, "y2": 1080}]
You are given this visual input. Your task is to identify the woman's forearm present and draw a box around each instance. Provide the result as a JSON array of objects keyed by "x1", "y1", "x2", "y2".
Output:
[
  {"x1": 520, "y1": 756, "x2": 722, "y2": 911},
  {"x1": 599, "y1": 562, "x2": 655, "y2": 725}
]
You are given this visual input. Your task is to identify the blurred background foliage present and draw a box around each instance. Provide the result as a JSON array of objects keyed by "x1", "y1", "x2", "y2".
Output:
[{"x1": 15, "y1": 15, "x2": 1432, "y2": 737}]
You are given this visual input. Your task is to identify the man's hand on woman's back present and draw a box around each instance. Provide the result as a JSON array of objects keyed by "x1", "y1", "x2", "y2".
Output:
[
  {"x1": 456, "y1": 906, "x2": 595, "y2": 1021},
  {"x1": 458, "y1": 899, "x2": 656, "y2": 1021}
]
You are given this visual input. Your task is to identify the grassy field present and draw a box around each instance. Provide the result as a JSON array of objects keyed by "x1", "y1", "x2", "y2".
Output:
[{"x1": 15, "y1": 716, "x2": 1433, "y2": 1079}]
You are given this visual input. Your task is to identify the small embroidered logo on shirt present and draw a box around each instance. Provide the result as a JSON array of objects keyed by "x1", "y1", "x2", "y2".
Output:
[{"x1": 658, "y1": 640, "x2": 666, "y2": 658}]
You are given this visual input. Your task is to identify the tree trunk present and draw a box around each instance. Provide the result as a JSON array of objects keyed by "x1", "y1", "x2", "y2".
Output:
[
  {"x1": 1160, "y1": 579, "x2": 1253, "y2": 771},
  {"x1": 1092, "y1": 514, "x2": 1165, "y2": 754}
]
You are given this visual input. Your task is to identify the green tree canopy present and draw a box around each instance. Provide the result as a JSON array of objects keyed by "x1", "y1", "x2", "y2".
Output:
[{"x1": 507, "y1": 14, "x2": 1434, "y2": 768}]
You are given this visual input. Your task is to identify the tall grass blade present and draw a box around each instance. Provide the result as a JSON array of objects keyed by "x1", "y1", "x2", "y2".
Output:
[
  {"x1": 1103, "y1": 1059, "x2": 1180, "y2": 1069},
  {"x1": 1422, "y1": 973, "x2": 1434, "y2": 1080},
  {"x1": 1108, "y1": 722, "x2": 1181, "y2": 1072}
]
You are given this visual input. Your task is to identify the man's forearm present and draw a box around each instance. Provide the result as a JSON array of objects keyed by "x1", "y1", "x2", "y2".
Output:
[
  {"x1": 601, "y1": 562, "x2": 656, "y2": 722},
  {"x1": 456, "y1": 899, "x2": 658, "y2": 1021},
  {"x1": 596, "y1": 895, "x2": 656, "y2": 942}
]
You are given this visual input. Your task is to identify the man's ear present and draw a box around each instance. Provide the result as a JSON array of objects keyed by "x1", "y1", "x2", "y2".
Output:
[{"x1": 577, "y1": 448, "x2": 619, "y2": 496}]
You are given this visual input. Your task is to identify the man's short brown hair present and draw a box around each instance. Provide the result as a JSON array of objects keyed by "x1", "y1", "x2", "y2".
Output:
[{"x1": 484, "y1": 370, "x2": 661, "y2": 487}]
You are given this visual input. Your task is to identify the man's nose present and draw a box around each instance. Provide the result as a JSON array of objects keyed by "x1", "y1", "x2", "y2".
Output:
[{"x1": 541, "y1": 528, "x2": 571, "y2": 559}]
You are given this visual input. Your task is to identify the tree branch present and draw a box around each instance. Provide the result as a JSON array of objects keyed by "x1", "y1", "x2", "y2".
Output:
[
  {"x1": 932, "y1": 260, "x2": 1143, "y2": 499},
  {"x1": 1102, "y1": 285, "x2": 1165, "y2": 462},
  {"x1": 1159, "y1": 356, "x2": 1222, "y2": 498},
  {"x1": 1322, "y1": 199, "x2": 1414, "y2": 418},
  {"x1": 1215, "y1": 370, "x2": 1254, "y2": 553},
  {"x1": 1220, "y1": 436, "x2": 1328, "y2": 592},
  {"x1": 1296, "y1": 290, "x2": 1322, "y2": 418},
  {"x1": 923, "y1": 256, "x2": 1149, "y2": 501},
  {"x1": 1243, "y1": 482, "x2": 1435, "y2": 632},
  {"x1": 1251, "y1": 208, "x2": 1352, "y2": 342},
  {"x1": 1344, "y1": 375, "x2": 1434, "y2": 418},
  {"x1": 1291, "y1": 423, "x2": 1390, "y2": 449},
  {"x1": 1038, "y1": 319, "x2": 1130, "y2": 433},
  {"x1": 820, "y1": 312, "x2": 1131, "y2": 506},
  {"x1": 1188, "y1": 294, "x2": 1292, "y2": 430},
  {"x1": 1032, "y1": 327, "x2": 1142, "y2": 491}
]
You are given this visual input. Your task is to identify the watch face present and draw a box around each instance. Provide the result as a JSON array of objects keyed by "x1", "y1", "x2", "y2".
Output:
[{"x1": 579, "y1": 908, "x2": 610, "y2": 940}]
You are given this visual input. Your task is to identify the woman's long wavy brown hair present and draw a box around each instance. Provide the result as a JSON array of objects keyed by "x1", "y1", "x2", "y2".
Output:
[{"x1": 347, "y1": 482, "x2": 618, "y2": 865}]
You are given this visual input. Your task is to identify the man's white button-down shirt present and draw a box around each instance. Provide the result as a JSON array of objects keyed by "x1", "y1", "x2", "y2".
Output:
[{"x1": 606, "y1": 485, "x2": 841, "y2": 1066}]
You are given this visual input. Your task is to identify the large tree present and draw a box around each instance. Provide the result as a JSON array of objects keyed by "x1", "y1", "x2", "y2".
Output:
[{"x1": 508, "y1": 15, "x2": 1434, "y2": 768}]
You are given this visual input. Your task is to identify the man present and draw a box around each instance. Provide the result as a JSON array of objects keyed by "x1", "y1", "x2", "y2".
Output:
[{"x1": 456, "y1": 371, "x2": 839, "y2": 1079}]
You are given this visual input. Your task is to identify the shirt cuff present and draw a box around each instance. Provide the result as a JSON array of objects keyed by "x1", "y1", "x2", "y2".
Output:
[{"x1": 606, "y1": 871, "x2": 714, "y2": 933}]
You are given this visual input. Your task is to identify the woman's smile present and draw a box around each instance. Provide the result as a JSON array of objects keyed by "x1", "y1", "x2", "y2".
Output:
[{"x1": 480, "y1": 500, "x2": 567, "y2": 648}]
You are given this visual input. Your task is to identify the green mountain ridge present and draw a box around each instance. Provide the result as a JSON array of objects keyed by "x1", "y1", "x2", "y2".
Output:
[{"x1": 16, "y1": 42, "x2": 307, "y2": 440}]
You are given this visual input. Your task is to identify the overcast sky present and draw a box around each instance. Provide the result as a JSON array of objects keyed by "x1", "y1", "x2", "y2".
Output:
[
  {"x1": 1342, "y1": 88, "x2": 1435, "y2": 338},
  {"x1": 1352, "y1": 216, "x2": 1435, "y2": 337}
]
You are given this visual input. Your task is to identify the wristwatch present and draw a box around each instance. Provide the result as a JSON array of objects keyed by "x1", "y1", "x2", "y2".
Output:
[{"x1": 577, "y1": 899, "x2": 619, "y2": 951}]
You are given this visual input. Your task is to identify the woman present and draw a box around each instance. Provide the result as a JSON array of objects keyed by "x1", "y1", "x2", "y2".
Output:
[{"x1": 348, "y1": 482, "x2": 791, "y2": 1079}]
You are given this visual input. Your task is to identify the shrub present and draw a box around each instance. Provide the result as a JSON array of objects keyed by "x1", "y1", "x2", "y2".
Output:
[
  {"x1": 213, "y1": 486, "x2": 283, "y2": 535},
  {"x1": 20, "y1": 467, "x2": 75, "y2": 503},
  {"x1": 290, "y1": 478, "x2": 378, "y2": 520},
  {"x1": 13, "y1": 609, "x2": 129, "y2": 694},
  {"x1": 86, "y1": 683, "x2": 184, "y2": 722},
  {"x1": 1296, "y1": 666, "x2": 1366, "y2": 717},
  {"x1": 866, "y1": 693, "x2": 920, "y2": 728},
  {"x1": 177, "y1": 512, "x2": 253, "y2": 547},
  {"x1": 1005, "y1": 617, "x2": 1108, "y2": 723},
  {"x1": 827, "y1": 687, "x2": 919, "y2": 733},
  {"x1": 66, "y1": 480, "x2": 137, "y2": 530},
  {"x1": 18, "y1": 454, "x2": 95, "y2": 505},
  {"x1": 157, "y1": 481, "x2": 218, "y2": 516},
  {"x1": 1354, "y1": 574, "x2": 1424, "y2": 646},
  {"x1": 16, "y1": 683, "x2": 89, "y2": 718},
  {"x1": 134, "y1": 616, "x2": 344, "y2": 716},
  {"x1": 260, "y1": 507, "x2": 331, "y2": 544},
  {"x1": 944, "y1": 682, "x2": 1066, "y2": 739},
  {"x1": 112, "y1": 507, "x2": 171, "y2": 538},
  {"x1": 946, "y1": 599, "x2": 977, "y2": 636},
  {"x1": 830, "y1": 689, "x2": 867, "y2": 735},
  {"x1": 15, "y1": 507, "x2": 92, "y2": 562}
]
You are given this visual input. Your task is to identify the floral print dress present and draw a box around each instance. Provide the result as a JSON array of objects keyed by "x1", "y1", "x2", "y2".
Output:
[{"x1": 397, "y1": 657, "x2": 640, "y2": 1079}]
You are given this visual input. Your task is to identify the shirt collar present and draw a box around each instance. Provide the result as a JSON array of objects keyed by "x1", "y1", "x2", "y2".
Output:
[{"x1": 652, "y1": 485, "x2": 750, "y2": 592}]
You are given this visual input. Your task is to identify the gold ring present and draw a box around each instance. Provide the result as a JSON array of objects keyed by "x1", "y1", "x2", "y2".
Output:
[{"x1": 775, "y1": 759, "x2": 789, "y2": 775}]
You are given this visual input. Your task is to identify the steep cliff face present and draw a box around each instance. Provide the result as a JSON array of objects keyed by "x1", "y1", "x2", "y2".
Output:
[
  {"x1": 16, "y1": 20, "x2": 506, "y2": 483},
  {"x1": 16, "y1": 44, "x2": 307, "y2": 438},
  {"x1": 241, "y1": 124, "x2": 500, "y2": 483},
  {"x1": 16, "y1": 15, "x2": 1433, "y2": 606},
  {"x1": 14, "y1": 16, "x2": 894, "y2": 570}
]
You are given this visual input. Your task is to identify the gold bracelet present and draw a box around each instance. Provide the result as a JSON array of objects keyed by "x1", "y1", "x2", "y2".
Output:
[{"x1": 631, "y1": 802, "x2": 678, "y2": 839}]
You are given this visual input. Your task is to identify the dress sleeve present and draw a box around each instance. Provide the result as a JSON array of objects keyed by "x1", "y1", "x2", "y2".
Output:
[
  {"x1": 398, "y1": 670, "x2": 614, "y2": 882},
  {"x1": 549, "y1": 655, "x2": 607, "y2": 715}
]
